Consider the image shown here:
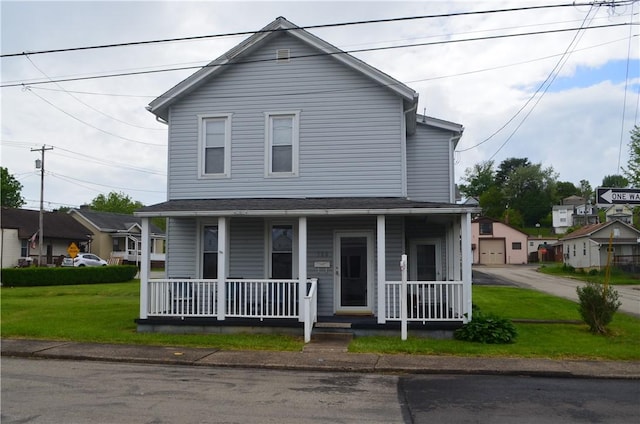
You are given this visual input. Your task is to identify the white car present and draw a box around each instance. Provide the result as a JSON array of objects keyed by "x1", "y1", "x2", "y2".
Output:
[{"x1": 73, "y1": 253, "x2": 108, "y2": 267}]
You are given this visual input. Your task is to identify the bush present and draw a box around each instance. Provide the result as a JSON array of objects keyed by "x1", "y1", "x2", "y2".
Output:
[
  {"x1": 454, "y1": 312, "x2": 518, "y2": 344},
  {"x1": 576, "y1": 281, "x2": 621, "y2": 334},
  {"x1": 1, "y1": 265, "x2": 138, "y2": 287}
]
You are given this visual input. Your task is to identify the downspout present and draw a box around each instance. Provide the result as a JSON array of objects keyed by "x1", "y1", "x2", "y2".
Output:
[
  {"x1": 449, "y1": 132, "x2": 463, "y2": 203},
  {"x1": 402, "y1": 102, "x2": 418, "y2": 198}
]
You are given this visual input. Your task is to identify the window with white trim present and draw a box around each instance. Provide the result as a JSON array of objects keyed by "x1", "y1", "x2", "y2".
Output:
[
  {"x1": 270, "y1": 224, "x2": 294, "y2": 279},
  {"x1": 199, "y1": 115, "x2": 231, "y2": 177},
  {"x1": 265, "y1": 112, "x2": 299, "y2": 176}
]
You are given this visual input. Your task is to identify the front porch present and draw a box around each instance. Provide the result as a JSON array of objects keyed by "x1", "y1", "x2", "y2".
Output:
[
  {"x1": 136, "y1": 277, "x2": 467, "y2": 340},
  {"x1": 135, "y1": 198, "x2": 479, "y2": 342}
]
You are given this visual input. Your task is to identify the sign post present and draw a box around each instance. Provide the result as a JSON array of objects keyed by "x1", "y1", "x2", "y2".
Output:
[{"x1": 596, "y1": 187, "x2": 640, "y2": 207}]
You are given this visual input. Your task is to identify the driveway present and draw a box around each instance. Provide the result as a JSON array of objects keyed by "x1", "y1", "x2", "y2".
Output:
[{"x1": 473, "y1": 265, "x2": 640, "y2": 318}]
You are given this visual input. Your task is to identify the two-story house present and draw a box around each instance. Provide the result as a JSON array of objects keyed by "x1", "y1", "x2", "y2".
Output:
[{"x1": 134, "y1": 17, "x2": 479, "y2": 341}]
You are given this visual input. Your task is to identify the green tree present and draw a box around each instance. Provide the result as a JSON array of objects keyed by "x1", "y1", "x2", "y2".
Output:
[
  {"x1": 90, "y1": 191, "x2": 144, "y2": 214},
  {"x1": 556, "y1": 181, "x2": 580, "y2": 200},
  {"x1": 495, "y1": 157, "x2": 531, "y2": 186},
  {"x1": 459, "y1": 160, "x2": 495, "y2": 198},
  {"x1": 478, "y1": 186, "x2": 505, "y2": 219},
  {"x1": 502, "y1": 164, "x2": 558, "y2": 227},
  {"x1": 623, "y1": 125, "x2": 640, "y2": 187},
  {"x1": 602, "y1": 174, "x2": 629, "y2": 188},
  {"x1": 1, "y1": 167, "x2": 25, "y2": 208}
]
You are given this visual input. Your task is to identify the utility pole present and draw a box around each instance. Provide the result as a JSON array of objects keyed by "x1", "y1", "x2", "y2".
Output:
[{"x1": 31, "y1": 145, "x2": 53, "y2": 266}]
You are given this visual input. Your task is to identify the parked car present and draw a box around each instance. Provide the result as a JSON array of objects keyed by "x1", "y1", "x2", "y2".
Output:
[{"x1": 73, "y1": 253, "x2": 108, "y2": 267}]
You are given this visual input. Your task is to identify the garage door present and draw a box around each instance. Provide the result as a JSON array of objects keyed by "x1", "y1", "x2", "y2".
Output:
[{"x1": 479, "y1": 239, "x2": 505, "y2": 265}]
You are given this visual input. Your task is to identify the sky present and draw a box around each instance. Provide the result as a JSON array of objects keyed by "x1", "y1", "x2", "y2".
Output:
[{"x1": 1, "y1": 0, "x2": 639, "y2": 211}]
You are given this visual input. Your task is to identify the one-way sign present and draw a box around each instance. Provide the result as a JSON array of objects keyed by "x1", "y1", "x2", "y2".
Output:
[{"x1": 597, "y1": 187, "x2": 640, "y2": 205}]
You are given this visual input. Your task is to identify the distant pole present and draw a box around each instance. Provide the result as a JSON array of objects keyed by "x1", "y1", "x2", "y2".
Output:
[{"x1": 31, "y1": 145, "x2": 53, "y2": 266}]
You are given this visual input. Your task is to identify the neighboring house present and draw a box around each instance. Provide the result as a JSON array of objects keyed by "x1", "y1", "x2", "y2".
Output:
[
  {"x1": 604, "y1": 204, "x2": 633, "y2": 224},
  {"x1": 471, "y1": 217, "x2": 529, "y2": 265},
  {"x1": 68, "y1": 207, "x2": 165, "y2": 266},
  {"x1": 552, "y1": 195, "x2": 598, "y2": 234},
  {"x1": 560, "y1": 219, "x2": 640, "y2": 271},
  {"x1": 134, "y1": 17, "x2": 480, "y2": 341},
  {"x1": 0, "y1": 207, "x2": 90, "y2": 267}
]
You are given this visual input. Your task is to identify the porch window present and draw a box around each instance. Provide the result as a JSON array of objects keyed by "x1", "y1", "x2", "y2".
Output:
[
  {"x1": 199, "y1": 115, "x2": 231, "y2": 177},
  {"x1": 203, "y1": 225, "x2": 218, "y2": 279},
  {"x1": 270, "y1": 224, "x2": 293, "y2": 278},
  {"x1": 112, "y1": 238, "x2": 124, "y2": 252},
  {"x1": 20, "y1": 239, "x2": 27, "y2": 257},
  {"x1": 265, "y1": 111, "x2": 299, "y2": 176}
]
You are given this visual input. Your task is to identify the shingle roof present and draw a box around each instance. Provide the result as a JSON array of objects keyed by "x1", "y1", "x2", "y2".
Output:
[
  {"x1": 560, "y1": 219, "x2": 640, "y2": 241},
  {"x1": 1, "y1": 207, "x2": 91, "y2": 240},
  {"x1": 135, "y1": 197, "x2": 480, "y2": 217},
  {"x1": 70, "y1": 209, "x2": 164, "y2": 234}
]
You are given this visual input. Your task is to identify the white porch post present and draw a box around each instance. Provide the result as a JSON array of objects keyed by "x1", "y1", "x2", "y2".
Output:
[
  {"x1": 217, "y1": 216, "x2": 227, "y2": 320},
  {"x1": 377, "y1": 215, "x2": 386, "y2": 324},
  {"x1": 139, "y1": 217, "x2": 150, "y2": 319},
  {"x1": 298, "y1": 216, "x2": 307, "y2": 322},
  {"x1": 461, "y1": 212, "x2": 473, "y2": 322}
]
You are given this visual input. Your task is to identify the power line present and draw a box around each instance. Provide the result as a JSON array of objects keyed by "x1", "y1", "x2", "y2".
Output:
[
  {"x1": 2, "y1": 22, "x2": 634, "y2": 89},
  {"x1": 1, "y1": 2, "x2": 616, "y2": 58}
]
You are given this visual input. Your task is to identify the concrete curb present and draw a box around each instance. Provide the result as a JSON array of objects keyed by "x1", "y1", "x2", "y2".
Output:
[{"x1": 2, "y1": 338, "x2": 639, "y2": 380}]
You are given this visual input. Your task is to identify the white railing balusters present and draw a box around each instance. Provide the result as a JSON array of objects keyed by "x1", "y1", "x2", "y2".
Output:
[{"x1": 384, "y1": 281, "x2": 465, "y2": 322}]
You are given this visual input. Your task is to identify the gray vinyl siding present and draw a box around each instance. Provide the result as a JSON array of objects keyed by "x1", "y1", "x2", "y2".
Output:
[
  {"x1": 166, "y1": 218, "x2": 197, "y2": 278},
  {"x1": 229, "y1": 218, "x2": 264, "y2": 279},
  {"x1": 406, "y1": 123, "x2": 454, "y2": 202},
  {"x1": 167, "y1": 33, "x2": 404, "y2": 200}
]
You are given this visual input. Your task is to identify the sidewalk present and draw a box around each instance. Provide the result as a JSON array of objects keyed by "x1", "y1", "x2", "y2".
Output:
[{"x1": 2, "y1": 338, "x2": 639, "y2": 380}]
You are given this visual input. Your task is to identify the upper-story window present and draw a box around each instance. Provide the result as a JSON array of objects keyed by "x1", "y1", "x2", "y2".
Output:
[
  {"x1": 199, "y1": 114, "x2": 231, "y2": 177},
  {"x1": 265, "y1": 111, "x2": 300, "y2": 177}
]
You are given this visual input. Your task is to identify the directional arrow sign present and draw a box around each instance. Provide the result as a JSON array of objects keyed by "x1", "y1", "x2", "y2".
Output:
[{"x1": 597, "y1": 187, "x2": 640, "y2": 205}]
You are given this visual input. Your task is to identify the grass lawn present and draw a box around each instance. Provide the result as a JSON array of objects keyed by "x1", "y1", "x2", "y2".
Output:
[
  {"x1": 538, "y1": 263, "x2": 640, "y2": 285},
  {"x1": 2, "y1": 281, "x2": 639, "y2": 360}
]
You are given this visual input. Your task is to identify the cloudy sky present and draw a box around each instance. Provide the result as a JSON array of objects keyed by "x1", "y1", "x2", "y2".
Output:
[{"x1": 1, "y1": 0, "x2": 638, "y2": 211}]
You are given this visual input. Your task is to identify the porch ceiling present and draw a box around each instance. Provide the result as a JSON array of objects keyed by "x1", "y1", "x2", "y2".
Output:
[{"x1": 135, "y1": 197, "x2": 480, "y2": 218}]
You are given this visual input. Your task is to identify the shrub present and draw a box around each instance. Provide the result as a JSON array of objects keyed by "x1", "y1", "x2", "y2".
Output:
[
  {"x1": 576, "y1": 282, "x2": 621, "y2": 334},
  {"x1": 454, "y1": 312, "x2": 517, "y2": 344},
  {"x1": 0, "y1": 265, "x2": 138, "y2": 287}
]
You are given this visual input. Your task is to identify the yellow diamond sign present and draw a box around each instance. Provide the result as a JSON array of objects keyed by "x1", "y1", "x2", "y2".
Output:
[{"x1": 67, "y1": 242, "x2": 80, "y2": 258}]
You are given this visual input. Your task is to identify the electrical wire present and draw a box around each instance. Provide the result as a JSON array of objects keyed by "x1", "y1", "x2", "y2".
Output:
[
  {"x1": 1, "y1": 1, "x2": 617, "y2": 58},
  {"x1": 2, "y1": 22, "x2": 633, "y2": 88}
]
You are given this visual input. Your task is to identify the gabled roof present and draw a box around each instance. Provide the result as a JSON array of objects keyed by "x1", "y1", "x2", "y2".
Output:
[
  {"x1": 69, "y1": 208, "x2": 164, "y2": 235},
  {"x1": 1, "y1": 207, "x2": 90, "y2": 240},
  {"x1": 560, "y1": 219, "x2": 640, "y2": 241},
  {"x1": 471, "y1": 216, "x2": 529, "y2": 237},
  {"x1": 147, "y1": 16, "x2": 419, "y2": 130}
]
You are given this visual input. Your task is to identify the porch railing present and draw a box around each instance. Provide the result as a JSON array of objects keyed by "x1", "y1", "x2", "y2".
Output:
[
  {"x1": 384, "y1": 281, "x2": 465, "y2": 322},
  {"x1": 145, "y1": 278, "x2": 318, "y2": 340}
]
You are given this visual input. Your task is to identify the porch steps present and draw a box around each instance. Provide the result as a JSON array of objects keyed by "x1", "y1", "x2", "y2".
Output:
[{"x1": 303, "y1": 322, "x2": 353, "y2": 353}]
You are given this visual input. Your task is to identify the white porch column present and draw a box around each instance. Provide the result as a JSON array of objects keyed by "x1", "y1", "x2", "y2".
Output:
[
  {"x1": 139, "y1": 217, "x2": 151, "y2": 319},
  {"x1": 298, "y1": 216, "x2": 307, "y2": 322},
  {"x1": 377, "y1": 215, "x2": 386, "y2": 324},
  {"x1": 460, "y1": 212, "x2": 473, "y2": 322},
  {"x1": 217, "y1": 216, "x2": 227, "y2": 320}
]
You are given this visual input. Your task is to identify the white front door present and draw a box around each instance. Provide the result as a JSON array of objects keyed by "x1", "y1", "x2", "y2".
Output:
[{"x1": 335, "y1": 232, "x2": 373, "y2": 313}]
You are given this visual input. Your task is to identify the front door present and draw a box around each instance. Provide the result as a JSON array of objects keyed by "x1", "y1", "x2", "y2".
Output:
[
  {"x1": 335, "y1": 232, "x2": 372, "y2": 313},
  {"x1": 410, "y1": 239, "x2": 441, "y2": 281}
]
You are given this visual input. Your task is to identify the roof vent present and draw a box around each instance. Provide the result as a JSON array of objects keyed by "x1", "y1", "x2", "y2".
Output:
[{"x1": 276, "y1": 49, "x2": 290, "y2": 62}]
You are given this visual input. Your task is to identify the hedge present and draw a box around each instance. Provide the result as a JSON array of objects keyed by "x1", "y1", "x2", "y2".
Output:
[{"x1": 0, "y1": 265, "x2": 139, "y2": 287}]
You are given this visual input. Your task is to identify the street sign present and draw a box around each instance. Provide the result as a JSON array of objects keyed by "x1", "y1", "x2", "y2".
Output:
[
  {"x1": 596, "y1": 187, "x2": 640, "y2": 206},
  {"x1": 67, "y1": 242, "x2": 80, "y2": 258}
]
